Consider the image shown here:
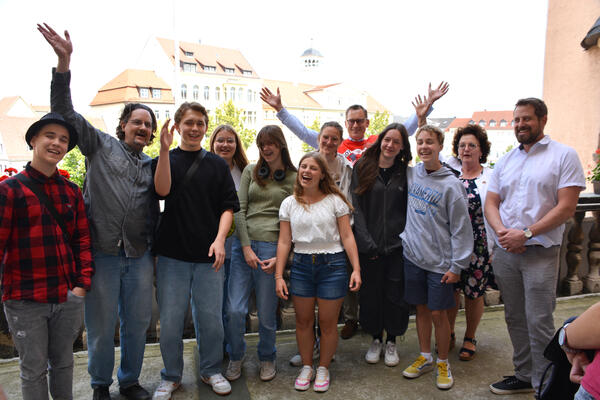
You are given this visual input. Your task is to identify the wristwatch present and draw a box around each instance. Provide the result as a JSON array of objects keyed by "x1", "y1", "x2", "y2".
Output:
[
  {"x1": 558, "y1": 323, "x2": 579, "y2": 354},
  {"x1": 523, "y1": 227, "x2": 533, "y2": 239}
]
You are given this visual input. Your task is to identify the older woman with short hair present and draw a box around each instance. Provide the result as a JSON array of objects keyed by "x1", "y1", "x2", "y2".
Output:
[{"x1": 447, "y1": 123, "x2": 495, "y2": 362}]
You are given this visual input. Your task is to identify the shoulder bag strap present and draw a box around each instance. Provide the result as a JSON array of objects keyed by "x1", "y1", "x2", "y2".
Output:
[{"x1": 15, "y1": 173, "x2": 71, "y2": 243}]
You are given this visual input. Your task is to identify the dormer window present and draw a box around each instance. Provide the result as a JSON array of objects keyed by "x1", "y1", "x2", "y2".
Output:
[
  {"x1": 139, "y1": 88, "x2": 149, "y2": 98},
  {"x1": 184, "y1": 51, "x2": 193, "y2": 56},
  {"x1": 224, "y1": 67, "x2": 235, "y2": 74},
  {"x1": 203, "y1": 65, "x2": 216, "y2": 72},
  {"x1": 489, "y1": 119, "x2": 496, "y2": 127},
  {"x1": 182, "y1": 62, "x2": 196, "y2": 72},
  {"x1": 242, "y1": 70, "x2": 252, "y2": 76},
  {"x1": 152, "y1": 89, "x2": 161, "y2": 99},
  {"x1": 478, "y1": 120, "x2": 486, "y2": 127},
  {"x1": 500, "y1": 119, "x2": 507, "y2": 127}
]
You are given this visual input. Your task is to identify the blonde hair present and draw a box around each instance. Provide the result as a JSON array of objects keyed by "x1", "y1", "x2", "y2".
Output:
[{"x1": 416, "y1": 124, "x2": 444, "y2": 144}]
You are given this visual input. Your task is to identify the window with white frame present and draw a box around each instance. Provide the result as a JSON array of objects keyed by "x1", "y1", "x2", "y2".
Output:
[
  {"x1": 489, "y1": 119, "x2": 496, "y2": 127},
  {"x1": 184, "y1": 51, "x2": 193, "y2": 56},
  {"x1": 192, "y1": 85, "x2": 199, "y2": 100},
  {"x1": 155, "y1": 110, "x2": 160, "y2": 120},
  {"x1": 224, "y1": 67, "x2": 234, "y2": 74},
  {"x1": 204, "y1": 86, "x2": 210, "y2": 101},
  {"x1": 215, "y1": 87, "x2": 220, "y2": 101},
  {"x1": 203, "y1": 65, "x2": 216, "y2": 72},
  {"x1": 242, "y1": 70, "x2": 252, "y2": 76},
  {"x1": 247, "y1": 89, "x2": 252, "y2": 103},
  {"x1": 181, "y1": 84, "x2": 187, "y2": 99},
  {"x1": 152, "y1": 89, "x2": 161, "y2": 99},
  {"x1": 238, "y1": 88, "x2": 243, "y2": 102},
  {"x1": 500, "y1": 119, "x2": 507, "y2": 127},
  {"x1": 165, "y1": 110, "x2": 170, "y2": 119},
  {"x1": 229, "y1": 87, "x2": 235, "y2": 101},
  {"x1": 182, "y1": 62, "x2": 196, "y2": 72},
  {"x1": 139, "y1": 88, "x2": 149, "y2": 98},
  {"x1": 478, "y1": 120, "x2": 486, "y2": 127}
]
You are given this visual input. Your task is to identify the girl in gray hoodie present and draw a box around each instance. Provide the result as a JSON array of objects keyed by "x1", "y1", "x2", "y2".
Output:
[{"x1": 400, "y1": 125, "x2": 473, "y2": 391}]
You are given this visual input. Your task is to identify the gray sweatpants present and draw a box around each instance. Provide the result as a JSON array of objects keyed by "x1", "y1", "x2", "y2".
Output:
[
  {"x1": 4, "y1": 291, "x2": 84, "y2": 400},
  {"x1": 493, "y1": 245, "x2": 560, "y2": 391}
]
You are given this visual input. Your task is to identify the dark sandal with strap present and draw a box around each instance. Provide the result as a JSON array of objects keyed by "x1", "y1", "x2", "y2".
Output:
[{"x1": 459, "y1": 337, "x2": 477, "y2": 361}]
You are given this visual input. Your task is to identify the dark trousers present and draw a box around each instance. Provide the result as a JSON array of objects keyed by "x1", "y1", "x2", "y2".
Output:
[{"x1": 358, "y1": 248, "x2": 409, "y2": 337}]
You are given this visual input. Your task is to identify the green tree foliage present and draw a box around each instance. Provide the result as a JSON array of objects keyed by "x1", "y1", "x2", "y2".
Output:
[
  {"x1": 367, "y1": 110, "x2": 391, "y2": 137},
  {"x1": 206, "y1": 100, "x2": 256, "y2": 150},
  {"x1": 59, "y1": 146, "x2": 86, "y2": 188},
  {"x1": 302, "y1": 117, "x2": 320, "y2": 153}
]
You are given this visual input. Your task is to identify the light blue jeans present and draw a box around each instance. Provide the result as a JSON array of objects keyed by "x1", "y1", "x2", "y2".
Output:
[
  {"x1": 225, "y1": 238, "x2": 278, "y2": 362},
  {"x1": 156, "y1": 256, "x2": 224, "y2": 380},
  {"x1": 575, "y1": 385, "x2": 596, "y2": 400},
  {"x1": 85, "y1": 249, "x2": 153, "y2": 388}
]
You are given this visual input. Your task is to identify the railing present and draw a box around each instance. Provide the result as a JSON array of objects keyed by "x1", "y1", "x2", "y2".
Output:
[{"x1": 1, "y1": 193, "x2": 600, "y2": 358}]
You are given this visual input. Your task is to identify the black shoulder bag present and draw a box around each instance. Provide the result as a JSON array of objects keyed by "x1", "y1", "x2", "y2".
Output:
[
  {"x1": 154, "y1": 149, "x2": 206, "y2": 238},
  {"x1": 15, "y1": 173, "x2": 71, "y2": 244}
]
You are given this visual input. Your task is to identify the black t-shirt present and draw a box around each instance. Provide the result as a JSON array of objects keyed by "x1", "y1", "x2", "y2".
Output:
[{"x1": 151, "y1": 148, "x2": 240, "y2": 262}]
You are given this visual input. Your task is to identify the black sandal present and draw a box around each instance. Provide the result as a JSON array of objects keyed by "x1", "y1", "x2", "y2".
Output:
[{"x1": 459, "y1": 337, "x2": 477, "y2": 361}]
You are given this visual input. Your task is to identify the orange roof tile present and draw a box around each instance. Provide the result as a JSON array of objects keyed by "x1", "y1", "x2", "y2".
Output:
[
  {"x1": 304, "y1": 83, "x2": 342, "y2": 92},
  {"x1": 471, "y1": 110, "x2": 514, "y2": 129},
  {"x1": 365, "y1": 95, "x2": 389, "y2": 114},
  {"x1": 0, "y1": 97, "x2": 20, "y2": 116},
  {"x1": 262, "y1": 79, "x2": 323, "y2": 109},
  {"x1": 447, "y1": 118, "x2": 473, "y2": 130},
  {"x1": 156, "y1": 38, "x2": 259, "y2": 78},
  {"x1": 90, "y1": 69, "x2": 174, "y2": 106},
  {"x1": 31, "y1": 105, "x2": 50, "y2": 113}
]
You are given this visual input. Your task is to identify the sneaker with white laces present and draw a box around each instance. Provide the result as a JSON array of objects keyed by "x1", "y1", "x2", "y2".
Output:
[
  {"x1": 152, "y1": 380, "x2": 180, "y2": 400},
  {"x1": 365, "y1": 339, "x2": 383, "y2": 364},
  {"x1": 224, "y1": 359, "x2": 242, "y2": 381},
  {"x1": 259, "y1": 360, "x2": 277, "y2": 381},
  {"x1": 402, "y1": 355, "x2": 434, "y2": 378},
  {"x1": 384, "y1": 342, "x2": 400, "y2": 367},
  {"x1": 489, "y1": 375, "x2": 534, "y2": 394},
  {"x1": 294, "y1": 365, "x2": 314, "y2": 391},
  {"x1": 200, "y1": 373, "x2": 231, "y2": 395},
  {"x1": 436, "y1": 361, "x2": 454, "y2": 390},
  {"x1": 313, "y1": 366, "x2": 330, "y2": 392}
]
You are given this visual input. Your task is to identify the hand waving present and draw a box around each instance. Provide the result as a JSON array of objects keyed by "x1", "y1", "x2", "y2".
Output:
[
  {"x1": 427, "y1": 81, "x2": 450, "y2": 105},
  {"x1": 159, "y1": 119, "x2": 175, "y2": 153},
  {"x1": 260, "y1": 87, "x2": 283, "y2": 112},
  {"x1": 37, "y1": 23, "x2": 72, "y2": 72}
]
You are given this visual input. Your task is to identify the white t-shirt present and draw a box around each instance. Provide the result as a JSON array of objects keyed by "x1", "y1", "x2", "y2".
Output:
[{"x1": 279, "y1": 194, "x2": 350, "y2": 254}]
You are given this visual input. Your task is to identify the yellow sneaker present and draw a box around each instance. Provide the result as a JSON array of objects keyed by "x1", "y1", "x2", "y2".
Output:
[
  {"x1": 402, "y1": 355, "x2": 433, "y2": 378},
  {"x1": 436, "y1": 361, "x2": 454, "y2": 390}
]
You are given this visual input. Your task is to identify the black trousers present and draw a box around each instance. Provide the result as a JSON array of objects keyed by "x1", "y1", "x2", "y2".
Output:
[{"x1": 358, "y1": 247, "x2": 409, "y2": 337}]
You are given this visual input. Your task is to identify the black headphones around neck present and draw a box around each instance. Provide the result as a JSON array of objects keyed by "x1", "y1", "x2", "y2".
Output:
[{"x1": 258, "y1": 164, "x2": 286, "y2": 181}]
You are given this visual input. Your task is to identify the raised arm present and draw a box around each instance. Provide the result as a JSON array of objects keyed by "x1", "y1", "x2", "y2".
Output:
[
  {"x1": 40, "y1": 23, "x2": 104, "y2": 156},
  {"x1": 153, "y1": 120, "x2": 174, "y2": 197},
  {"x1": 406, "y1": 81, "x2": 450, "y2": 134},
  {"x1": 260, "y1": 87, "x2": 319, "y2": 149}
]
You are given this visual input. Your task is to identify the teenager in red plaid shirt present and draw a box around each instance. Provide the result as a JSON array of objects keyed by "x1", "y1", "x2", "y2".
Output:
[{"x1": 1, "y1": 112, "x2": 92, "y2": 400}]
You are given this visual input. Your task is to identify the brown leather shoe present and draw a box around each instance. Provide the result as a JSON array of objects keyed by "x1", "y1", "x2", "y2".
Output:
[{"x1": 340, "y1": 320, "x2": 358, "y2": 339}]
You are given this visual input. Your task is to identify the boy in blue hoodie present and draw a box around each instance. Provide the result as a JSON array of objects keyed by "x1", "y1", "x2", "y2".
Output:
[{"x1": 400, "y1": 125, "x2": 473, "y2": 390}]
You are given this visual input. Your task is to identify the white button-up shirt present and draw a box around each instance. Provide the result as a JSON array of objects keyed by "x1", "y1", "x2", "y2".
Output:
[{"x1": 487, "y1": 135, "x2": 585, "y2": 248}]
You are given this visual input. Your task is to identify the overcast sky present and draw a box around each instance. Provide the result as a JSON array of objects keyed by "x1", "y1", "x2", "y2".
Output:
[{"x1": 0, "y1": 0, "x2": 548, "y2": 118}]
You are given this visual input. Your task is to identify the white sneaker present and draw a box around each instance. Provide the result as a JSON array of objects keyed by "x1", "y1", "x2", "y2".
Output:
[
  {"x1": 259, "y1": 360, "x2": 276, "y2": 381},
  {"x1": 313, "y1": 366, "x2": 330, "y2": 392},
  {"x1": 152, "y1": 380, "x2": 180, "y2": 400},
  {"x1": 294, "y1": 365, "x2": 314, "y2": 391},
  {"x1": 224, "y1": 359, "x2": 242, "y2": 381},
  {"x1": 290, "y1": 339, "x2": 320, "y2": 367},
  {"x1": 384, "y1": 341, "x2": 400, "y2": 367},
  {"x1": 201, "y1": 373, "x2": 231, "y2": 395},
  {"x1": 365, "y1": 339, "x2": 383, "y2": 364}
]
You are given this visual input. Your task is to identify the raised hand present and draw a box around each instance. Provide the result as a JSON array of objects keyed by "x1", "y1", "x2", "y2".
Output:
[
  {"x1": 260, "y1": 87, "x2": 283, "y2": 112},
  {"x1": 427, "y1": 81, "x2": 450, "y2": 105},
  {"x1": 412, "y1": 94, "x2": 429, "y2": 127},
  {"x1": 37, "y1": 23, "x2": 72, "y2": 72},
  {"x1": 159, "y1": 119, "x2": 175, "y2": 153}
]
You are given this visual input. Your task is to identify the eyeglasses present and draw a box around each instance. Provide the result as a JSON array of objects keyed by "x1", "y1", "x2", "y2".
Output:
[
  {"x1": 458, "y1": 143, "x2": 479, "y2": 150},
  {"x1": 346, "y1": 118, "x2": 367, "y2": 125}
]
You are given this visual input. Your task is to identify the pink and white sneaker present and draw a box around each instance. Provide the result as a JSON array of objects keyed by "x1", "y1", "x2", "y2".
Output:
[
  {"x1": 294, "y1": 365, "x2": 314, "y2": 391},
  {"x1": 313, "y1": 366, "x2": 330, "y2": 392}
]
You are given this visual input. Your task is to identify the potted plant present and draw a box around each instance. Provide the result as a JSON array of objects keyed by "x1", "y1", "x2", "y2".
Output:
[{"x1": 588, "y1": 149, "x2": 600, "y2": 194}]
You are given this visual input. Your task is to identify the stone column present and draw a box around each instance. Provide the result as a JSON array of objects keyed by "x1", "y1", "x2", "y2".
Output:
[
  {"x1": 584, "y1": 211, "x2": 600, "y2": 293},
  {"x1": 563, "y1": 212, "x2": 584, "y2": 295}
]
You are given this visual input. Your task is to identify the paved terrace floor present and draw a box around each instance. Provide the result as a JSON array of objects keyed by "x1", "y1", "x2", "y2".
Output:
[{"x1": 0, "y1": 294, "x2": 598, "y2": 400}]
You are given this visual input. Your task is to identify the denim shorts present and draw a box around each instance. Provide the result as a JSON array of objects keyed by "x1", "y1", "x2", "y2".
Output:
[
  {"x1": 290, "y1": 252, "x2": 348, "y2": 300},
  {"x1": 403, "y1": 257, "x2": 455, "y2": 311}
]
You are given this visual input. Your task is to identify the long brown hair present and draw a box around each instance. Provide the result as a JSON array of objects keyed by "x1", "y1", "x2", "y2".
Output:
[
  {"x1": 253, "y1": 125, "x2": 297, "y2": 187},
  {"x1": 354, "y1": 123, "x2": 411, "y2": 196},
  {"x1": 294, "y1": 152, "x2": 353, "y2": 211},
  {"x1": 209, "y1": 124, "x2": 249, "y2": 171}
]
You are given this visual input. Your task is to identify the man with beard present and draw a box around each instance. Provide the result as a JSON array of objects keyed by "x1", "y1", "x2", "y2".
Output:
[{"x1": 484, "y1": 97, "x2": 585, "y2": 395}]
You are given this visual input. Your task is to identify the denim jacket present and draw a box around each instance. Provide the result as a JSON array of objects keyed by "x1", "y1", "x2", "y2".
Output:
[{"x1": 51, "y1": 69, "x2": 158, "y2": 257}]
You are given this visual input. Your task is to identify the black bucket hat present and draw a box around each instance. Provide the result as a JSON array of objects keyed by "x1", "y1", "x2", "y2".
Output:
[{"x1": 25, "y1": 112, "x2": 78, "y2": 151}]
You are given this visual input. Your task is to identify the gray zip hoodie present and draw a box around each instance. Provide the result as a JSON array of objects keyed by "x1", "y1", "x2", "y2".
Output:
[{"x1": 400, "y1": 163, "x2": 473, "y2": 275}]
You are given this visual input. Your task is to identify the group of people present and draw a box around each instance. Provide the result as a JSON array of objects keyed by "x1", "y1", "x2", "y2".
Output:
[{"x1": 0, "y1": 23, "x2": 591, "y2": 400}]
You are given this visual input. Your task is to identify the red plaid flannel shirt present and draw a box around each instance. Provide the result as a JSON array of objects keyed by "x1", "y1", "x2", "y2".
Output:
[{"x1": 0, "y1": 164, "x2": 92, "y2": 303}]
